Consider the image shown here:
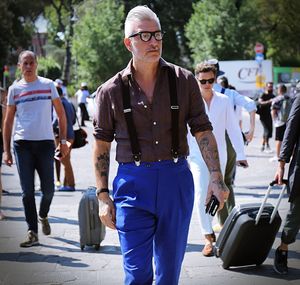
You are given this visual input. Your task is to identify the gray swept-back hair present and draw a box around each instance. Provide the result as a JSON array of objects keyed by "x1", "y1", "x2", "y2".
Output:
[{"x1": 124, "y1": 5, "x2": 161, "y2": 37}]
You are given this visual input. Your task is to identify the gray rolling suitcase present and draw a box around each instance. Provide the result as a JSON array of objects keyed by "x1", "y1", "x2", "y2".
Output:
[
  {"x1": 78, "y1": 187, "x2": 106, "y2": 250},
  {"x1": 215, "y1": 181, "x2": 287, "y2": 269}
]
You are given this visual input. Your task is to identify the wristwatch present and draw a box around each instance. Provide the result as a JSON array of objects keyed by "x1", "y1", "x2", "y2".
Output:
[
  {"x1": 96, "y1": 188, "x2": 109, "y2": 196},
  {"x1": 60, "y1": 139, "x2": 67, "y2": 145}
]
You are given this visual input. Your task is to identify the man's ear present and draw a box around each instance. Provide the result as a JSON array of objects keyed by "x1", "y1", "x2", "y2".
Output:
[{"x1": 124, "y1": 37, "x2": 132, "y2": 52}]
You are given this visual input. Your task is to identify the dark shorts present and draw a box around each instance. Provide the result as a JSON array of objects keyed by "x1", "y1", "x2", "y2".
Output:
[{"x1": 275, "y1": 124, "x2": 286, "y2": 141}]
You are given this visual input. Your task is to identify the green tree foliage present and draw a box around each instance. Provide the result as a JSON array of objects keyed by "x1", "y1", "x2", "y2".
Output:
[
  {"x1": 45, "y1": 0, "x2": 83, "y2": 83},
  {"x1": 37, "y1": 57, "x2": 62, "y2": 80},
  {"x1": 185, "y1": 0, "x2": 259, "y2": 66},
  {"x1": 185, "y1": 0, "x2": 300, "y2": 67},
  {"x1": 0, "y1": 0, "x2": 47, "y2": 83},
  {"x1": 254, "y1": 0, "x2": 300, "y2": 66},
  {"x1": 72, "y1": 0, "x2": 129, "y2": 90}
]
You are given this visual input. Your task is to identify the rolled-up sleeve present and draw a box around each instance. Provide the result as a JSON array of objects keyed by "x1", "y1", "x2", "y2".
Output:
[
  {"x1": 93, "y1": 85, "x2": 115, "y2": 142},
  {"x1": 187, "y1": 73, "x2": 212, "y2": 136}
]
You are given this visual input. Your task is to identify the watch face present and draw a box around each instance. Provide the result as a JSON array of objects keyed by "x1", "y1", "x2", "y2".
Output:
[{"x1": 60, "y1": 140, "x2": 67, "y2": 144}]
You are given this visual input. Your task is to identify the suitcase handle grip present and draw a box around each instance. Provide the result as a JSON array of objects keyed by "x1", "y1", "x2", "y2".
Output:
[
  {"x1": 255, "y1": 181, "x2": 287, "y2": 225},
  {"x1": 269, "y1": 179, "x2": 288, "y2": 186}
]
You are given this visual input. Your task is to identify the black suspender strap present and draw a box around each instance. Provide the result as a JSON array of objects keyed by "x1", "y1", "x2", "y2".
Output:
[
  {"x1": 168, "y1": 66, "x2": 179, "y2": 163},
  {"x1": 121, "y1": 75, "x2": 141, "y2": 166},
  {"x1": 121, "y1": 66, "x2": 179, "y2": 165}
]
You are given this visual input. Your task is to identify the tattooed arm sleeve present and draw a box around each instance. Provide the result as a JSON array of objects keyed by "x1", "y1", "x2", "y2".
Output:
[
  {"x1": 93, "y1": 139, "x2": 112, "y2": 190},
  {"x1": 194, "y1": 130, "x2": 222, "y2": 174}
]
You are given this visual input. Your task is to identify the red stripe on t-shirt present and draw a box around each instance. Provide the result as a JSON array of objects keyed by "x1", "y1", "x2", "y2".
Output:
[{"x1": 14, "y1": 89, "x2": 51, "y2": 100}]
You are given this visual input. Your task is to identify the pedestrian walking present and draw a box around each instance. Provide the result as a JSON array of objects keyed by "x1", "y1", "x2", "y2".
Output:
[
  {"x1": 3, "y1": 50, "x2": 69, "y2": 247},
  {"x1": 53, "y1": 86, "x2": 76, "y2": 191},
  {"x1": 189, "y1": 63, "x2": 248, "y2": 257},
  {"x1": 273, "y1": 92, "x2": 300, "y2": 275},
  {"x1": 206, "y1": 59, "x2": 256, "y2": 232},
  {"x1": 269, "y1": 84, "x2": 293, "y2": 162},
  {"x1": 93, "y1": 6, "x2": 228, "y2": 285},
  {"x1": 0, "y1": 87, "x2": 7, "y2": 220},
  {"x1": 75, "y1": 82, "x2": 90, "y2": 126},
  {"x1": 257, "y1": 82, "x2": 275, "y2": 152}
]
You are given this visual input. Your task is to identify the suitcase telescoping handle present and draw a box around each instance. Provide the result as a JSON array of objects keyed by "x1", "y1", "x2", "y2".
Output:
[{"x1": 255, "y1": 179, "x2": 288, "y2": 225}]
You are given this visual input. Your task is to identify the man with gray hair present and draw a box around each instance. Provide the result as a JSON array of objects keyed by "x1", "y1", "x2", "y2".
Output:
[{"x1": 93, "y1": 6, "x2": 228, "y2": 284}]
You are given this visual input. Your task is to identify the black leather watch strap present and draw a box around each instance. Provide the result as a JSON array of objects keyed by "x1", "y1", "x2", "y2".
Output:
[{"x1": 96, "y1": 188, "x2": 109, "y2": 196}]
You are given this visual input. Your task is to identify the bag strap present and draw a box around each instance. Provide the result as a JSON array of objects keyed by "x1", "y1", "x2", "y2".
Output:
[
  {"x1": 121, "y1": 75, "x2": 142, "y2": 166},
  {"x1": 120, "y1": 65, "x2": 179, "y2": 165},
  {"x1": 168, "y1": 66, "x2": 179, "y2": 162}
]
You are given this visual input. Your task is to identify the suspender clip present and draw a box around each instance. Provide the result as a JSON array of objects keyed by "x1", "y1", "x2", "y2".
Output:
[
  {"x1": 172, "y1": 150, "x2": 179, "y2": 163},
  {"x1": 124, "y1": 108, "x2": 132, "y2": 113},
  {"x1": 171, "y1": 105, "x2": 179, "y2": 110},
  {"x1": 133, "y1": 153, "x2": 141, "y2": 166}
]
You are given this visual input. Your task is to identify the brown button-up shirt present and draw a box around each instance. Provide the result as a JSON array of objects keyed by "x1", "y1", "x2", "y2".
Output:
[{"x1": 93, "y1": 58, "x2": 212, "y2": 163}]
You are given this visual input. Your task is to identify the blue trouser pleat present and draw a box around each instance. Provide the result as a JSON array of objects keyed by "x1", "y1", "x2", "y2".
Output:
[{"x1": 113, "y1": 159, "x2": 194, "y2": 285}]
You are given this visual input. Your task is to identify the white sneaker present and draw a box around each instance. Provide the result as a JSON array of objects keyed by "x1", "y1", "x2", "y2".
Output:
[
  {"x1": 269, "y1": 156, "x2": 278, "y2": 162},
  {"x1": 265, "y1": 146, "x2": 273, "y2": 153}
]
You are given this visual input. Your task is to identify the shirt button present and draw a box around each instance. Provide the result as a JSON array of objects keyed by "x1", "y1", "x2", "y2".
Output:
[
  {"x1": 153, "y1": 121, "x2": 157, "y2": 125},
  {"x1": 155, "y1": 141, "x2": 159, "y2": 144}
]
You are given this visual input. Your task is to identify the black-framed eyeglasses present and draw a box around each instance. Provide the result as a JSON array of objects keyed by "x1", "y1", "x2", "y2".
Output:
[
  {"x1": 129, "y1": 31, "x2": 164, "y2": 42},
  {"x1": 198, "y1": 78, "x2": 215, "y2": 85}
]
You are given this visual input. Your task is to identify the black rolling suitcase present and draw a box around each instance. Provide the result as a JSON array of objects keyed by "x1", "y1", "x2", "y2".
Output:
[
  {"x1": 78, "y1": 187, "x2": 106, "y2": 250},
  {"x1": 215, "y1": 181, "x2": 287, "y2": 269}
]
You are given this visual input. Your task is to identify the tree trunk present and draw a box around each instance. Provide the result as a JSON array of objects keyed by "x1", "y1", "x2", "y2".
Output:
[{"x1": 62, "y1": 1, "x2": 75, "y2": 85}]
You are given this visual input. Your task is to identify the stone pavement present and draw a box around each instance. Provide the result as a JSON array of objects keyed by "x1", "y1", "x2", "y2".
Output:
[{"x1": 0, "y1": 114, "x2": 299, "y2": 285}]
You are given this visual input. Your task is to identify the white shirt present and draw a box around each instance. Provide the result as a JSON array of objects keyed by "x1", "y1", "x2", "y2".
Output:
[
  {"x1": 189, "y1": 90, "x2": 246, "y2": 172},
  {"x1": 213, "y1": 83, "x2": 256, "y2": 113},
  {"x1": 75, "y1": 89, "x2": 90, "y2": 104}
]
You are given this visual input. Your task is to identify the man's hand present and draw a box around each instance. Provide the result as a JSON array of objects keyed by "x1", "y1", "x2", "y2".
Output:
[
  {"x1": 58, "y1": 142, "x2": 70, "y2": 158},
  {"x1": 244, "y1": 130, "x2": 254, "y2": 143},
  {"x1": 98, "y1": 193, "x2": 116, "y2": 230},
  {"x1": 3, "y1": 151, "x2": 13, "y2": 166},
  {"x1": 274, "y1": 161, "x2": 285, "y2": 185},
  {"x1": 206, "y1": 173, "x2": 229, "y2": 211}
]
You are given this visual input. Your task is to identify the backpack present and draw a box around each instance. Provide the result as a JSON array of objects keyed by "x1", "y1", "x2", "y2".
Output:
[{"x1": 279, "y1": 96, "x2": 293, "y2": 123}]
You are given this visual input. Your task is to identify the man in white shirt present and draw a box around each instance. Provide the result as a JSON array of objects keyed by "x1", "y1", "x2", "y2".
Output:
[
  {"x1": 75, "y1": 82, "x2": 90, "y2": 126},
  {"x1": 189, "y1": 62, "x2": 248, "y2": 256},
  {"x1": 206, "y1": 59, "x2": 256, "y2": 231}
]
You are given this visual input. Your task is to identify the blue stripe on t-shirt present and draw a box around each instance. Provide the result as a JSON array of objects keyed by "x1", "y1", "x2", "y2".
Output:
[{"x1": 15, "y1": 95, "x2": 52, "y2": 105}]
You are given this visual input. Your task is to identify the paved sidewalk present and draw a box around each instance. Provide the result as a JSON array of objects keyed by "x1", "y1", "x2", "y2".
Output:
[{"x1": 0, "y1": 115, "x2": 299, "y2": 285}]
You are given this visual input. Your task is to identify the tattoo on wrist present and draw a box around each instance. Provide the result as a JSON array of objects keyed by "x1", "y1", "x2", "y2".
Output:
[
  {"x1": 213, "y1": 179, "x2": 226, "y2": 191},
  {"x1": 96, "y1": 152, "x2": 109, "y2": 177}
]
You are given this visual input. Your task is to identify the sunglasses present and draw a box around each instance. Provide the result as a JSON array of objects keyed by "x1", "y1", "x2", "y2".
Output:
[
  {"x1": 198, "y1": 78, "x2": 215, "y2": 85},
  {"x1": 129, "y1": 31, "x2": 164, "y2": 42}
]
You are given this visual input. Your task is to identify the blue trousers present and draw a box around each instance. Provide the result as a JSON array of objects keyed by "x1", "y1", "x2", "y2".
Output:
[
  {"x1": 14, "y1": 140, "x2": 55, "y2": 233},
  {"x1": 113, "y1": 158, "x2": 194, "y2": 285}
]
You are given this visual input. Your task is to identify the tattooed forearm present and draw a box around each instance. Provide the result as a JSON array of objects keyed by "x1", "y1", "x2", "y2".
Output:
[
  {"x1": 95, "y1": 152, "x2": 110, "y2": 177},
  {"x1": 93, "y1": 140, "x2": 111, "y2": 189},
  {"x1": 196, "y1": 131, "x2": 221, "y2": 173},
  {"x1": 212, "y1": 179, "x2": 226, "y2": 190}
]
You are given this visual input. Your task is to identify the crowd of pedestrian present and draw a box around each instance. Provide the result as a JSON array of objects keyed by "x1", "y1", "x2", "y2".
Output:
[{"x1": 0, "y1": 4, "x2": 299, "y2": 284}]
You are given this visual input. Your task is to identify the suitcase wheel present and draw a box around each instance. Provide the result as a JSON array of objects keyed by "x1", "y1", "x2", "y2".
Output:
[
  {"x1": 94, "y1": 244, "x2": 100, "y2": 251},
  {"x1": 80, "y1": 244, "x2": 85, "y2": 251}
]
